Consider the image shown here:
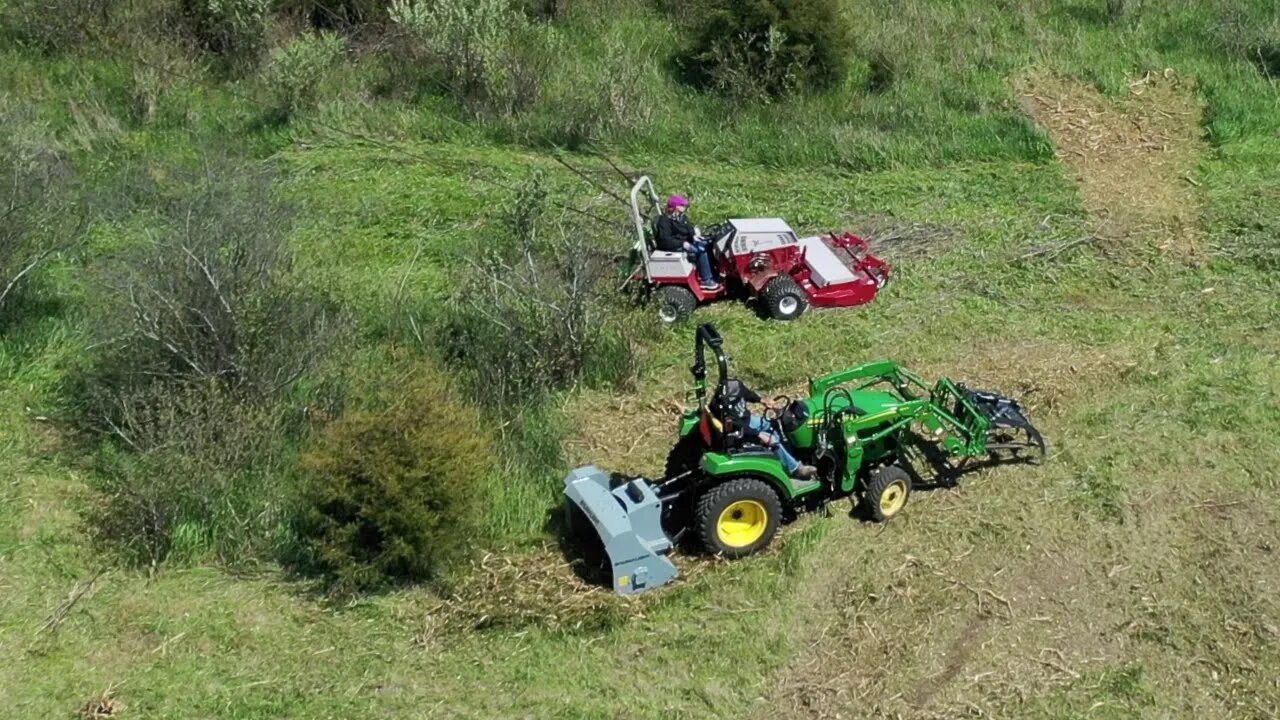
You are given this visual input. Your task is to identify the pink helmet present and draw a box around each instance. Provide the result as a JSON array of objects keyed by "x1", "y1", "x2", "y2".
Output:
[{"x1": 667, "y1": 194, "x2": 689, "y2": 209}]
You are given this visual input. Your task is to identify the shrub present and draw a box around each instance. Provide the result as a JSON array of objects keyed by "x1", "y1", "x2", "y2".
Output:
[
  {"x1": 0, "y1": 0, "x2": 115, "y2": 51},
  {"x1": 86, "y1": 383, "x2": 293, "y2": 566},
  {"x1": 680, "y1": 0, "x2": 852, "y2": 100},
  {"x1": 280, "y1": 0, "x2": 388, "y2": 27},
  {"x1": 0, "y1": 103, "x2": 81, "y2": 321},
  {"x1": 388, "y1": 0, "x2": 517, "y2": 108},
  {"x1": 436, "y1": 172, "x2": 641, "y2": 411},
  {"x1": 296, "y1": 362, "x2": 493, "y2": 594},
  {"x1": 265, "y1": 30, "x2": 347, "y2": 118},
  {"x1": 181, "y1": 0, "x2": 270, "y2": 63},
  {"x1": 78, "y1": 157, "x2": 344, "y2": 423},
  {"x1": 73, "y1": 154, "x2": 348, "y2": 565}
]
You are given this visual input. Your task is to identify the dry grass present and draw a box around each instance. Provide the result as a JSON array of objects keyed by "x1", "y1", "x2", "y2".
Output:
[
  {"x1": 78, "y1": 689, "x2": 122, "y2": 719},
  {"x1": 417, "y1": 546, "x2": 636, "y2": 642},
  {"x1": 415, "y1": 542, "x2": 730, "y2": 647},
  {"x1": 1017, "y1": 71, "x2": 1207, "y2": 259},
  {"x1": 922, "y1": 340, "x2": 1133, "y2": 416}
]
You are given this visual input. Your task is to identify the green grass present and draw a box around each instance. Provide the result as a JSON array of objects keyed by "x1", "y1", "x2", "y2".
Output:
[
  {"x1": 3, "y1": 0, "x2": 1280, "y2": 716},
  {"x1": 5, "y1": 142, "x2": 1279, "y2": 716}
]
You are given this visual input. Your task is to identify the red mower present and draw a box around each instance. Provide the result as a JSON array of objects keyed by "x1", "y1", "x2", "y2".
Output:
[{"x1": 627, "y1": 176, "x2": 891, "y2": 323}]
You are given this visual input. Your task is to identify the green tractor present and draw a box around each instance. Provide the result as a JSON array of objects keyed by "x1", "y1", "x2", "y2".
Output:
[{"x1": 563, "y1": 323, "x2": 1046, "y2": 594}]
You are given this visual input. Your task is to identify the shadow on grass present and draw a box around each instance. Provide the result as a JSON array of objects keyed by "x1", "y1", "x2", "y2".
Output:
[{"x1": 0, "y1": 288, "x2": 67, "y2": 339}]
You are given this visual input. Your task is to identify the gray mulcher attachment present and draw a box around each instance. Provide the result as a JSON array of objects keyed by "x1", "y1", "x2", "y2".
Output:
[{"x1": 563, "y1": 465, "x2": 678, "y2": 595}]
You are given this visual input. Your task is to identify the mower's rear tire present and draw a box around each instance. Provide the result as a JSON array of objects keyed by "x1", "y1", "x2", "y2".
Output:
[
  {"x1": 862, "y1": 464, "x2": 912, "y2": 522},
  {"x1": 695, "y1": 477, "x2": 782, "y2": 558},
  {"x1": 764, "y1": 276, "x2": 809, "y2": 321},
  {"x1": 655, "y1": 285, "x2": 696, "y2": 324}
]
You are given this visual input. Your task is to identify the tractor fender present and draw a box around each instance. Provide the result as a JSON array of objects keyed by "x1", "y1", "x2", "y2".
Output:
[{"x1": 698, "y1": 452, "x2": 819, "y2": 500}]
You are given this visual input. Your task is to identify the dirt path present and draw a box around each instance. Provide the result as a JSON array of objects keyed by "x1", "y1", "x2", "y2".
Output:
[{"x1": 1016, "y1": 71, "x2": 1207, "y2": 259}]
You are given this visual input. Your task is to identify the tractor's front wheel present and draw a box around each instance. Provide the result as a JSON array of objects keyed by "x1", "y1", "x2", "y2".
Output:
[
  {"x1": 862, "y1": 464, "x2": 912, "y2": 522},
  {"x1": 696, "y1": 477, "x2": 782, "y2": 558},
  {"x1": 764, "y1": 276, "x2": 809, "y2": 321},
  {"x1": 655, "y1": 285, "x2": 697, "y2": 324}
]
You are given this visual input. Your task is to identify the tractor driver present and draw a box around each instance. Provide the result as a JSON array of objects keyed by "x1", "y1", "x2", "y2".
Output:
[
  {"x1": 655, "y1": 194, "x2": 721, "y2": 291},
  {"x1": 718, "y1": 378, "x2": 818, "y2": 480}
]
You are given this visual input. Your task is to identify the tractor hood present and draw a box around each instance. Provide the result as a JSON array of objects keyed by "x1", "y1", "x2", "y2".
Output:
[
  {"x1": 848, "y1": 389, "x2": 906, "y2": 417},
  {"x1": 812, "y1": 389, "x2": 904, "y2": 419}
]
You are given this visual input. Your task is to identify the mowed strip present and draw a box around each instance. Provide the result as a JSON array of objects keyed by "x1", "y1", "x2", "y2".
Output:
[{"x1": 1017, "y1": 71, "x2": 1208, "y2": 259}]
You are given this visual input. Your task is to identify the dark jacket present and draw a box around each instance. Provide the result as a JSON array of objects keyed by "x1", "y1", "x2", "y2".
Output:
[
  {"x1": 654, "y1": 212, "x2": 695, "y2": 252},
  {"x1": 715, "y1": 378, "x2": 762, "y2": 432}
]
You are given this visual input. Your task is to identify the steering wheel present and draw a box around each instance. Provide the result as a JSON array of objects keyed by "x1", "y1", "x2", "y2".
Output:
[{"x1": 764, "y1": 395, "x2": 791, "y2": 421}]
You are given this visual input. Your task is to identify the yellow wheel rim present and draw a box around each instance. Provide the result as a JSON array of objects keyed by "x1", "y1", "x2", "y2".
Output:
[
  {"x1": 717, "y1": 500, "x2": 768, "y2": 548},
  {"x1": 879, "y1": 480, "x2": 908, "y2": 517}
]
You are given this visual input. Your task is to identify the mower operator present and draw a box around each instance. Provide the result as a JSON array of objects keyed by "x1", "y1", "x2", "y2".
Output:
[
  {"x1": 720, "y1": 378, "x2": 818, "y2": 480},
  {"x1": 655, "y1": 194, "x2": 721, "y2": 291}
]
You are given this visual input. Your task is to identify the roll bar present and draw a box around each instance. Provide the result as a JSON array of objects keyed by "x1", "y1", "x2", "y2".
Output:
[
  {"x1": 692, "y1": 323, "x2": 728, "y2": 408},
  {"x1": 630, "y1": 175, "x2": 660, "y2": 281}
]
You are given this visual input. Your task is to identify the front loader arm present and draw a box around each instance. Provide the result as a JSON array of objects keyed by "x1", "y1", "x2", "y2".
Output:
[
  {"x1": 814, "y1": 362, "x2": 995, "y2": 458},
  {"x1": 809, "y1": 360, "x2": 932, "y2": 399}
]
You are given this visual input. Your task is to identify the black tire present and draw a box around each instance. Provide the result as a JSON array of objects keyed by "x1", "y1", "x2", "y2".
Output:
[
  {"x1": 764, "y1": 275, "x2": 809, "y2": 321},
  {"x1": 664, "y1": 432, "x2": 705, "y2": 479},
  {"x1": 861, "y1": 464, "x2": 912, "y2": 522},
  {"x1": 695, "y1": 477, "x2": 783, "y2": 558},
  {"x1": 655, "y1": 285, "x2": 697, "y2": 324}
]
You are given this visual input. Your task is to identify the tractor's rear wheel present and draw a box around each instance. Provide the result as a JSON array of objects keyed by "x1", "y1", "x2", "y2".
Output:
[
  {"x1": 695, "y1": 477, "x2": 782, "y2": 558},
  {"x1": 664, "y1": 432, "x2": 705, "y2": 479},
  {"x1": 655, "y1": 285, "x2": 696, "y2": 324},
  {"x1": 861, "y1": 464, "x2": 912, "y2": 522},
  {"x1": 764, "y1": 276, "x2": 809, "y2": 321}
]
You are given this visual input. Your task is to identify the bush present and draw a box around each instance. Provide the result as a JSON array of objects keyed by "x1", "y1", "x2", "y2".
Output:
[
  {"x1": 388, "y1": 0, "x2": 517, "y2": 108},
  {"x1": 181, "y1": 0, "x2": 270, "y2": 63},
  {"x1": 0, "y1": 0, "x2": 115, "y2": 51},
  {"x1": 436, "y1": 172, "x2": 641, "y2": 411},
  {"x1": 86, "y1": 384, "x2": 293, "y2": 566},
  {"x1": 73, "y1": 154, "x2": 348, "y2": 565},
  {"x1": 0, "y1": 103, "x2": 81, "y2": 322},
  {"x1": 680, "y1": 0, "x2": 852, "y2": 100},
  {"x1": 296, "y1": 362, "x2": 493, "y2": 594},
  {"x1": 78, "y1": 157, "x2": 344, "y2": 421},
  {"x1": 265, "y1": 30, "x2": 347, "y2": 118}
]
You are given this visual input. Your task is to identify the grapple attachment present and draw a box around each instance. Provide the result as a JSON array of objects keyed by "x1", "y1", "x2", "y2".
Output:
[
  {"x1": 563, "y1": 466, "x2": 678, "y2": 595},
  {"x1": 966, "y1": 388, "x2": 1047, "y2": 462}
]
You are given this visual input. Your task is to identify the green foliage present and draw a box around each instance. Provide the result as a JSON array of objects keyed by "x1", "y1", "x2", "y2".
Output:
[
  {"x1": 76, "y1": 156, "x2": 345, "y2": 420},
  {"x1": 86, "y1": 383, "x2": 295, "y2": 566},
  {"x1": 296, "y1": 361, "x2": 493, "y2": 593},
  {"x1": 681, "y1": 0, "x2": 851, "y2": 99},
  {"x1": 0, "y1": 101, "x2": 81, "y2": 323},
  {"x1": 388, "y1": 0, "x2": 519, "y2": 108},
  {"x1": 72, "y1": 154, "x2": 348, "y2": 566},
  {"x1": 265, "y1": 30, "x2": 347, "y2": 118},
  {"x1": 0, "y1": 0, "x2": 115, "y2": 51},
  {"x1": 437, "y1": 172, "x2": 641, "y2": 411},
  {"x1": 182, "y1": 0, "x2": 270, "y2": 62}
]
